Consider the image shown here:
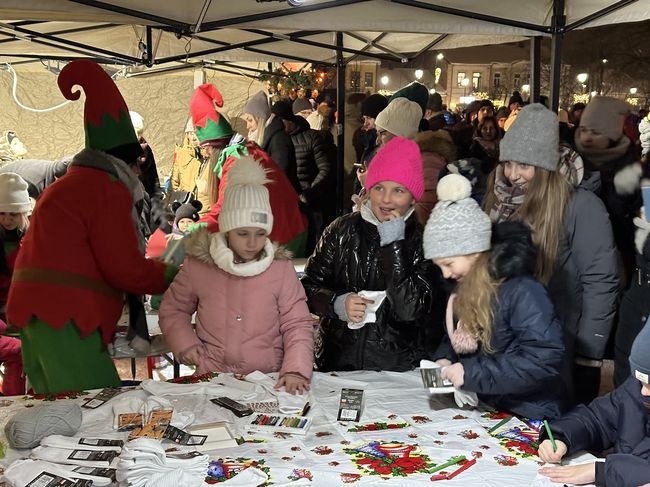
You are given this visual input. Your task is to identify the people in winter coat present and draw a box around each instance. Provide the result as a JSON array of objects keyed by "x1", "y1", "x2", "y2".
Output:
[
  {"x1": 424, "y1": 92, "x2": 446, "y2": 132},
  {"x1": 469, "y1": 115, "x2": 500, "y2": 176},
  {"x1": 538, "y1": 319, "x2": 650, "y2": 487},
  {"x1": 160, "y1": 158, "x2": 314, "y2": 393},
  {"x1": 413, "y1": 129, "x2": 457, "y2": 224},
  {"x1": 266, "y1": 101, "x2": 300, "y2": 193},
  {"x1": 301, "y1": 137, "x2": 444, "y2": 372},
  {"x1": 6, "y1": 60, "x2": 177, "y2": 394},
  {"x1": 0, "y1": 158, "x2": 70, "y2": 199},
  {"x1": 640, "y1": 114, "x2": 650, "y2": 162},
  {"x1": 484, "y1": 104, "x2": 619, "y2": 405},
  {"x1": 169, "y1": 121, "x2": 210, "y2": 214},
  {"x1": 614, "y1": 210, "x2": 650, "y2": 386},
  {"x1": 0, "y1": 173, "x2": 31, "y2": 321},
  {"x1": 426, "y1": 174, "x2": 569, "y2": 420},
  {"x1": 574, "y1": 96, "x2": 642, "y2": 288},
  {"x1": 353, "y1": 94, "x2": 389, "y2": 194}
]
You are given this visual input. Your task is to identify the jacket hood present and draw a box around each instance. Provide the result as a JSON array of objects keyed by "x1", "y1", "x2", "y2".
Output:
[
  {"x1": 184, "y1": 228, "x2": 292, "y2": 265},
  {"x1": 489, "y1": 221, "x2": 537, "y2": 280},
  {"x1": 414, "y1": 130, "x2": 457, "y2": 163}
]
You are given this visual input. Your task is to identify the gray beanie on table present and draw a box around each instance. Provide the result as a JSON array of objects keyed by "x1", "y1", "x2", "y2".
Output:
[
  {"x1": 499, "y1": 103, "x2": 559, "y2": 172},
  {"x1": 423, "y1": 174, "x2": 492, "y2": 260},
  {"x1": 630, "y1": 318, "x2": 650, "y2": 384}
]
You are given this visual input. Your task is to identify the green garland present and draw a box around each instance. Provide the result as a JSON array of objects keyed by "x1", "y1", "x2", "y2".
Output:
[{"x1": 259, "y1": 67, "x2": 329, "y2": 95}]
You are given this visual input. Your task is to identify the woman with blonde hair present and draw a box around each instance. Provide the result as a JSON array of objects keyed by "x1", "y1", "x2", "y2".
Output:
[
  {"x1": 483, "y1": 103, "x2": 619, "y2": 405},
  {"x1": 425, "y1": 174, "x2": 568, "y2": 419}
]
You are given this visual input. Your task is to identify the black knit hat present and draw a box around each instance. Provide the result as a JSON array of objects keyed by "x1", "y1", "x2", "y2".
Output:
[
  {"x1": 427, "y1": 93, "x2": 443, "y2": 112},
  {"x1": 508, "y1": 91, "x2": 524, "y2": 107},
  {"x1": 271, "y1": 100, "x2": 298, "y2": 122},
  {"x1": 172, "y1": 200, "x2": 202, "y2": 226},
  {"x1": 361, "y1": 94, "x2": 389, "y2": 119}
]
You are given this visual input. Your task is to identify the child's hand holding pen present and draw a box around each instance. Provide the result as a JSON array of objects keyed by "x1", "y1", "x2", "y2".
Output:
[{"x1": 538, "y1": 438, "x2": 567, "y2": 463}]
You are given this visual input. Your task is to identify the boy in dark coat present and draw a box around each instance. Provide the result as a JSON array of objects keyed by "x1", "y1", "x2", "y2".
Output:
[{"x1": 539, "y1": 319, "x2": 650, "y2": 486}]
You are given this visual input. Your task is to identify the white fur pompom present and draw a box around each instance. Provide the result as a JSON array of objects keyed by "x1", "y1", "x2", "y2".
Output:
[
  {"x1": 436, "y1": 174, "x2": 472, "y2": 202},
  {"x1": 227, "y1": 155, "x2": 271, "y2": 186}
]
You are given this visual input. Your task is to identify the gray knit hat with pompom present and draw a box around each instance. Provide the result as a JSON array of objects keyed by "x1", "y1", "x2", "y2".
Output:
[{"x1": 423, "y1": 174, "x2": 492, "y2": 260}]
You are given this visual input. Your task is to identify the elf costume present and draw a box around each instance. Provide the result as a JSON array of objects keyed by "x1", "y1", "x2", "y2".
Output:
[
  {"x1": 7, "y1": 60, "x2": 177, "y2": 394},
  {"x1": 190, "y1": 84, "x2": 307, "y2": 254}
]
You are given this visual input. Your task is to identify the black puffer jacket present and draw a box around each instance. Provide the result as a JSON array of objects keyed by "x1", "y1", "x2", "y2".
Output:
[
  {"x1": 434, "y1": 222, "x2": 570, "y2": 419},
  {"x1": 289, "y1": 117, "x2": 334, "y2": 208},
  {"x1": 301, "y1": 209, "x2": 445, "y2": 372},
  {"x1": 262, "y1": 116, "x2": 300, "y2": 194}
]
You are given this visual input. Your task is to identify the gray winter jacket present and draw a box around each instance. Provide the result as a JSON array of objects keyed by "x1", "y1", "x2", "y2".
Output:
[{"x1": 548, "y1": 187, "x2": 619, "y2": 360}]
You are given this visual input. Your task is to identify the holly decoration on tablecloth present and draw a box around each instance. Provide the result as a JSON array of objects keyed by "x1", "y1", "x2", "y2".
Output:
[
  {"x1": 312, "y1": 445, "x2": 334, "y2": 455},
  {"x1": 169, "y1": 372, "x2": 219, "y2": 384},
  {"x1": 344, "y1": 441, "x2": 436, "y2": 478},
  {"x1": 347, "y1": 421, "x2": 410, "y2": 432},
  {"x1": 288, "y1": 468, "x2": 313, "y2": 481},
  {"x1": 315, "y1": 431, "x2": 333, "y2": 437},
  {"x1": 494, "y1": 454, "x2": 519, "y2": 466},
  {"x1": 459, "y1": 429, "x2": 480, "y2": 440},
  {"x1": 340, "y1": 473, "x2": 362, "y2": 483},
  {"x1": 25, "y1": 390, "x2": 90, "y2": 401},
  {"x1": 205, "y1": 457, "x2": 271, "y2": 484},
  {"x1": 482, "y1": 410, "x2": 512, "y2": 420},
  {"x1": 273, "y1": 432, "x2": 293, "y2": 439},
  {"x1": 411, "y1": 415, "x2": 431, "y2": 424}
]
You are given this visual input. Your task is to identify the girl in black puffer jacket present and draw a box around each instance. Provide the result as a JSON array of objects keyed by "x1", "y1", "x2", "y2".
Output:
[{"x1": 301, "y1": 137, "x2": 446, "y2": 372}]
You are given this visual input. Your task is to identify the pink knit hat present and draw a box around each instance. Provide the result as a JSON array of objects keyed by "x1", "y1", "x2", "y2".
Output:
[{"x1": 364, "y1": 137, "x2": 424, "y2": 200}]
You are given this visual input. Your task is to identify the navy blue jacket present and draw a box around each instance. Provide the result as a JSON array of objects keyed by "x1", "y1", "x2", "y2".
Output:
[
  {"x1": 434, "y1": 222, "x2": 570, "y2": 419},
  {"x1": 544, "y1": 377, "x2": 650, "y2": 487}
]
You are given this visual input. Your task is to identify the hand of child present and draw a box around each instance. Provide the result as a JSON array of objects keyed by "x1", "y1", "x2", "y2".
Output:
[
  {"x1": 345, "y1": 294, "x2": 375, "y2": 323},
  {"x1": 537, "y1": 439, "x2": 567, "y2": 464},
  {"x1": 435, "y1": 358, "x2": 452, "y2": 368},
  {"x1": 538, "y1": 461, "x2": 595, "y2": 485},
  {"x1": 181, "y1": 344, "x2": 205, "y2": 366},
  {"x1": 275, "y1": 373, "x2": 310, "y2": 395},
  {"x1": 441, "y1": 362, "x2": 465, "y2": 388}
]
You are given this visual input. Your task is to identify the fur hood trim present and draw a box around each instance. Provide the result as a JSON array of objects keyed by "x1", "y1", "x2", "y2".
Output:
[
  {"x1": 489, "y1": 221, "x2": 537, "y2": 280},
  {"x1": 184, "y1": 228, "x2": 292, "y2": 265},
  {"x1": 414, "y1": 130, "x2": 457, "y2": 163}
]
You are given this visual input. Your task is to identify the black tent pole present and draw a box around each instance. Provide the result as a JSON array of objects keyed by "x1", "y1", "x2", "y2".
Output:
[
  {"x1": 336, "y1": 31, "x2": 346, "y2": 216},
  {"x1": 549, "y1": 0, "x2": 566, "y2": 112}
]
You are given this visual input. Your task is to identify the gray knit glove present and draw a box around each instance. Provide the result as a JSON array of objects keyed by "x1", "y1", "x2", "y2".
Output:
[{"x1": 377, "y1": 217, "x2": 405, "y2": 246}]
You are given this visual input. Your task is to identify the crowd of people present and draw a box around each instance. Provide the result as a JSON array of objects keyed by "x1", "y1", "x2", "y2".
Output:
[{"x1": 0, "y1": 61, "x2": 649, "y2": 485}]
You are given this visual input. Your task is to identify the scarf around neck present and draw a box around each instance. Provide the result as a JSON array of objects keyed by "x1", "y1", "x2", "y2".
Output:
[
  {"x1": 575, "y1": 135, "x2": 631, "y2": 169},
  {"x1": 359, "y1": 200, "x2": 415, "y2": 227},
  {"x1": 209, "y1": 232, "x2": 275, "y2": 277},
  {"x1": 489, "y1": 165, "x2": 526, "y2": 223}
]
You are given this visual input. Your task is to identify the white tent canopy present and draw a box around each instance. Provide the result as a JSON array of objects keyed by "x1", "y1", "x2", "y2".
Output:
[{"x1": 0, "y1": 1, "x2": 648, "y2": 70}]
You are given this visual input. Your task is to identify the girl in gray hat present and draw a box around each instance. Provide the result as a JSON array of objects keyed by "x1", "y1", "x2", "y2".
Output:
[
  {"x1": 424, "y1": 173, "x2": 568, "y2": 419},
  {"x1": 483, "y1": 103, "x2": 619, "y2": 406}
]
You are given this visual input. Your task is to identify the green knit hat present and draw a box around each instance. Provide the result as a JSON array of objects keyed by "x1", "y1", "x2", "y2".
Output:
[
  {"x1": 190, "y1": 83, "x2": 234, "y2": 145},
  {"x1": 390, "y1": 81, "x2": 429, "y2": 117},
  {"x1": 58, "y1": 60, "x2": 142, "y2": 163}
]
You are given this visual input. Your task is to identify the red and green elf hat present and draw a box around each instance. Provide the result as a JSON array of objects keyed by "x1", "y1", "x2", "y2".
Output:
[
  {"x1": 190, "y1": 83, "x2": 234, "y2": 145},
  {"x1": 58, "y1": 59, "x2": 142, "y2": 163}
]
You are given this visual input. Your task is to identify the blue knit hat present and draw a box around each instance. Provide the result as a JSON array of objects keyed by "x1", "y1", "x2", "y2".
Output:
[{"x1": 630, "y1": 319, "x2": 650, "y2": 384}]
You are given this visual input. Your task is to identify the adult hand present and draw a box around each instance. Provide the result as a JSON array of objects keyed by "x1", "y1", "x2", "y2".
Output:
[
  {"x1": 182, "y1": 344, "x2": 206, "y2": 366},
  {"x1": 275, "y1": 373, "x2": 310, "y2": 395},
  {"x1": 345, "y1": 294, "x2": 375, "y2": 323},
  {"x1": 538, "y1": 462, "x2": 596, "y2": 485},
  {"x1": 538, "y1": 439, "x2": 567, "y2": 464},
  {"x1": 441, "y1": 362, "x2": 465, "y2": 388}
]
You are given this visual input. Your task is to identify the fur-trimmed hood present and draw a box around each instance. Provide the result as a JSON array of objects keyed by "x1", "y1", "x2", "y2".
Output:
[
  {"x1": 184, "y1": 228, "x2": 292, "y2": 265},
  {"x1": 414, "y1": 130, "x2": 457, "y2": 163},
  {"x1": 489, "y1": 221, "x2": 536, "y2": 280}
]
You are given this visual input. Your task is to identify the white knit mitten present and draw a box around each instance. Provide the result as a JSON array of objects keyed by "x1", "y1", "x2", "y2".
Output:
[{"x1": 634, "y1": 216, "x2": 650, "y2": 254}]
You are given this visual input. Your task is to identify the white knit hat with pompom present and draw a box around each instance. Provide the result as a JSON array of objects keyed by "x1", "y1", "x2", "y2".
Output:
[
  {"x1": 423, "y1": 174, "x2": 492, "y2": 260},
  {"x1": 219, "y1": 156, "x2": 273, "y2": 234}
]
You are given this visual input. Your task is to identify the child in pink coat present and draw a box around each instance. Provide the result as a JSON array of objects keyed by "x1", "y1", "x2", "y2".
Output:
[{"x1": 159, "y1": 157, "x2": 314, "y2": 393}]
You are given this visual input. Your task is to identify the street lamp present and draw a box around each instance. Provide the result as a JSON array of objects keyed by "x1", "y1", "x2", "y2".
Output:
[
  {"x1": 436, "y1": 53, "x2": 444, "y2": 61},
  {"x1": 576, "y1": 73, "x2": 588, "y2": 93},
  {"x1": 429, "y1": 88, "x2": 436, "y2": 94},
  {"x1": 521, "y1": 84, "x2": 530, "y2": 94},
  {"x1": 380, "y1": 75, "x2": 389, "y2": 87},
  {"x1": 414, "y1": 69, "x2": 423, "y2": 80},
  {"x1": 630, "y1": 87, "x2": 638, "y2": 95}
]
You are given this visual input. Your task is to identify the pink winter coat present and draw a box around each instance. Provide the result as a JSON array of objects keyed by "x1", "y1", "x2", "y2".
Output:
[{"x1": 158, "y1": 229, "x2": 315, "y2": 379}]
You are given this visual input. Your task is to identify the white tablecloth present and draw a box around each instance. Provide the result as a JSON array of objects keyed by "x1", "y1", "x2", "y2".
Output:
[{"x1": 0, "y1": 370, "x2": 595, "y2": 486}]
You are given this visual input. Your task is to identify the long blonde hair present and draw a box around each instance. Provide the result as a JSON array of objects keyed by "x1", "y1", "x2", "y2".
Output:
[
  {"x1": 248, "y1": 116, "x2": 268, "y2": 147},
  {"x1": 455, "y1": 252, "x2": 501, "y2": 353},
  {"x1": 484, "y1": 165, "x2": 572, "y2": 284},
  {"x1": 0, "y1": 213, "x2": 29, "y2": 239}
]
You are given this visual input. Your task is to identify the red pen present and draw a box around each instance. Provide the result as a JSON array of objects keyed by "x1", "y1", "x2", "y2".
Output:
[{"x1": 446, "y1": 458, "x2": 477, "y2": 480}]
